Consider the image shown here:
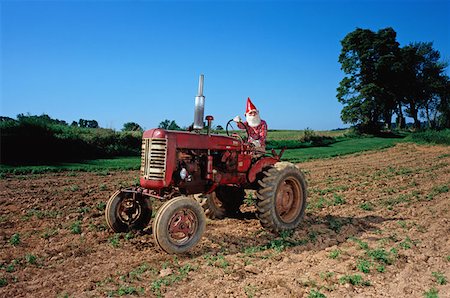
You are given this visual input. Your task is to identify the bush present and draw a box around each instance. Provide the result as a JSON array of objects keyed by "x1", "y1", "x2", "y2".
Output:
[
  {"x1": 0, "y1": 114, "x2": 142, "y2": 164},
  {"x1": 404, "y1": 129, "x2": 450, "y2": 145}
]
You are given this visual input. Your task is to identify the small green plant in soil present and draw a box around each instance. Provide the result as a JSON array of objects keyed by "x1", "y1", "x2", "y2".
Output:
[
  {"x1": 423, "y1": 288, "x2": 439, "y2": 298},
  {"x1": 308, "y1": 289, "x2": 327, "y2": 298},
  {"x1": 70, "y1": 221, "x2": 82, "y2": 234},
  {"x1": 0, "y1": 277, "x2": 7, "y2": 287},
  {"x1": 339, "y1": 274, "x2": 371, "y2": 286},
  {"x1": 150, "y1": 264, "x2": 195, "y2": 297},
  {"x1": 9, "y1": 233, "x2": 21, "y2": 246},
  {"x1": 109, "y1": 234, "x2": 121, "y2": 248},
  {"x1": 356, "y1": 259, "x2": 372, "y2": 273},
  {"x1": 432, "y1": 271, "x2": 447, "y2": 285},
  {"x1": 107, "y1": 286, "x2": 144, "y2": 296},
  {"x1": 329, "y1": 249, "x2": 341, "y2": 259},
  {"x1": 359, "y1": 202, "x2": 374, "y2": 211},
  {"x1": 25, "y1": 254, "x2": 37, "y2": 265}
]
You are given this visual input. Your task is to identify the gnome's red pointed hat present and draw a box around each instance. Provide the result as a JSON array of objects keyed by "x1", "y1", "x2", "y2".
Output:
[{"x1": 245, "y1": 97, "x2": 258, "y2": 115}]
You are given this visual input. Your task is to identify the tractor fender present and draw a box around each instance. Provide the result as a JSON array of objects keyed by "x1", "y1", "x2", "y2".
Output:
[{"x1": 247, "y1": 157, "x2": 279, "y2": 183}]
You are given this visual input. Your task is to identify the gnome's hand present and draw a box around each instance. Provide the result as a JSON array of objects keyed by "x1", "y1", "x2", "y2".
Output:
[
  {"x1": 233, "y1": 115, "x2": 242, "y2": 123},
  {"x1": 251, "y1": 140, "x2": 261, "y2": 148}
]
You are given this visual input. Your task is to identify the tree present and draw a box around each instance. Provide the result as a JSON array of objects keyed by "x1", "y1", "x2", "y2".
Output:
[
  {"x1": 79, "y1": 119, "x2": 99, "y2": 128},
  {"x1": 338, "y1": 28, "x2": 449, "y2": 131},
  {"x1": 122, "y1": 122, "x2": 143, "y2": 132},
  {"x1": 158, "y1": 119, "x2": 181, "y2": 130},
  {"x1": 400, "y1": 42, "x2": 449, "y2": 129},
  {"x1": 436, "y1": 77, "x2": 450, "y2": 128},
  {"x1": 337, "y1": 27, "x2": 401, "y2": 132}
]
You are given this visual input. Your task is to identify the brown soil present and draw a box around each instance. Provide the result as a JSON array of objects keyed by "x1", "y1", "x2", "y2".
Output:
[{"x1": 1, "y1": 143, "x2": 449, "y2": 297}]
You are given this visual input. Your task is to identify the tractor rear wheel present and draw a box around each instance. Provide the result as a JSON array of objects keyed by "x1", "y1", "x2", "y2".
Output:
[
  {"x1": 105, "y1": 190, "x2": 152, "y2": 233},
  {"x1": 256, "y1": 162, "x2": 307, "y2": 232},
  {"x1": 153, "y1": 196, "x2": 206, "y2": 254},
  {"x1": 196, "y1": 186, "x2": 245, "y2": 219}
]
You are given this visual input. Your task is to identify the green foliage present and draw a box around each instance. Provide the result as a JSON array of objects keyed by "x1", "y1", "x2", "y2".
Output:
[
  {"x1": 328, "y1": 249, "x2": 341, "y2": 259},
  {"x1": 423, "y1": 288, "x2": 439, "y2": 298},
  {"x1": 25, "y1": 254, "x2": 37, "y2": 265},
  {"x1": 338, "y1": 27, "x2": 449, "y2": 132},
  {"x1": 359, "y1": 202, "x2": 374, "y2": 211},
  {"x1": 122, "y1": 122, "x2": 143, "y2": 132},
  {"x1": 1, "y1": 114, "x2": 143, "y2": 164},
  {"x1": 404, "y1": 129, "x2": 450, "y2": 145},
  {"x1": 158, "y1": 119, "x2": 181, "y2": 130},
  {"x1": 308, "y1": 289, "x2": 326, "y2": 298},
  {"x1": 150, "y1": 264, "x2": 195, "y2": 297},
  {"x1": 109, "y1": 234, "x2": 121, "y2": 247},
  {"x1": 244, "y1": 230, "x2": 308, "y2": 254},
  {"x1": 0, "y1": 156, "x2": 140, "y2": 174},
  {"x1": 70, "y1": 221, "x2": 82, "y2": 234},
  {"x1": 0, "y1": 277, "x2": 8, "y2": 287},
  {"x1": 204, "y1": 254, "x2": 229, "y2": 268},
  {"x1": 426, "y1": 184, "x2": 449, "y2": 201},
  {"x1": 366, "y1": 248, "x2": 394, "y2": 265},
  {"x1": 107, "y1": 286, "x2": 143, "y2": 296},
  {"x1": 9, "y1": 233, "x2": 21, "y2": 246},
  {"x1": 432, "y1": 271, "x2": 447, "y2": 285},
  {"x1": 282, "y1": 136, "x2": 402, "y2": 163},
  {"x1": 356, "y1": 259, "x2": 372, "y2": 273},
  {"x1": 339, "y1": 274, "x2": 371, "y2": 286}
]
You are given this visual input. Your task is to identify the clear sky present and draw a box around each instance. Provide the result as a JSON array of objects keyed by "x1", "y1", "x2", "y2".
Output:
[{"x1": 1, "y1": 0, "x2": 449, "y2": 131}]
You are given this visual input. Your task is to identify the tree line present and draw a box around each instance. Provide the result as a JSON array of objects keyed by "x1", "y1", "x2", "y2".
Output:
[
  {"x1": 337, "y1": 27, "x2": 449, "y2": 133},
  {"x1": 0, "y1": 114, "x2": 143, "y2": 164}
]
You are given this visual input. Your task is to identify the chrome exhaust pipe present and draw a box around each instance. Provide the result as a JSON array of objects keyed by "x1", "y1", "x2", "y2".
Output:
[{"x1": 193, "y1": 74, "x2": 205, "y2": 130}]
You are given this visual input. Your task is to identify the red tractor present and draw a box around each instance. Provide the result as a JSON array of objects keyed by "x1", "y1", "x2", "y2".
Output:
[{"x1": 105, "y1": 75, "x2": 307, "y2": 253}]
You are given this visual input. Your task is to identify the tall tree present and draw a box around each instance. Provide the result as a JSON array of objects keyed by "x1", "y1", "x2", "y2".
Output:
[
  {"x1": 400, "y1": 42, "x2": 449, "y2": 129},
  {"x1": 337, "y1": 27, "x2": 401, "y2": 132}
]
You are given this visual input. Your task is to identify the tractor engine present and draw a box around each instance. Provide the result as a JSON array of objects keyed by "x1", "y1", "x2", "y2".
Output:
[{"x1": 139, "y1": 128, "x2": 250, "y2": 196}]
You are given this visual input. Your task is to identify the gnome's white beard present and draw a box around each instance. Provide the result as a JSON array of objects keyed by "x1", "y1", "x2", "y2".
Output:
[{"x1": 246, "y1": 113, "x2": 261, "y2": 127}]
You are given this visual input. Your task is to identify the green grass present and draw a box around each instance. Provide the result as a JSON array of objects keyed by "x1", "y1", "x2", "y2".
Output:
[
  {"x1": 0, "y1": 156, "x2": 140, "y2": 174},
  {"x1": 404, "y1": 129, "x2": 450, "y2": 145},
  {"x1": 282, "y1": 137, "x2": 402, "y2": 163}
]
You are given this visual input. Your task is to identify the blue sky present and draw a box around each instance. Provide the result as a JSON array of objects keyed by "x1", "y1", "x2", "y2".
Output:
[{"x1": 1, "y1": 0, "x2": 449, "y2": 130}]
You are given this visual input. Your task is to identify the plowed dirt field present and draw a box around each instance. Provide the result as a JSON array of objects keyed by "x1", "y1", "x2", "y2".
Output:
[{"x1": 1, "y1": 143, "x2": 449, "y2": 297}]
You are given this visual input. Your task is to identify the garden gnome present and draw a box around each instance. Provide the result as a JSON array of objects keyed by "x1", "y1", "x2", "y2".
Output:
[{"x1": 233, "y1": 97, "x2": 267, "y2": 151}]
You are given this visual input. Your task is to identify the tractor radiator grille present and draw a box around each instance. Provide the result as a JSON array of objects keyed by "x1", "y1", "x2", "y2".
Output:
[{"x1": 141, "y1": 138, "x2": 167, "y2": 180}]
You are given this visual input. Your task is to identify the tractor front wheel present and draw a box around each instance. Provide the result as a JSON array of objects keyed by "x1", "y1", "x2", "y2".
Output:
[
  {"x1": 153, "y1": 196, "x2": 206, "y2": 254},
  {"x1": 105, "y1": 190, "x2": 152, "y2": 233},
  {"x1": 256, "y1": 162, "x2": 307, "y2": 232}
]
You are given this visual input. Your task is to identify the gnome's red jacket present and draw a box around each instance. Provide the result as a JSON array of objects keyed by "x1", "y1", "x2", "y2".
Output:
[{"x1": 237, "y1": 120, "x2": 268, "y2": 148}]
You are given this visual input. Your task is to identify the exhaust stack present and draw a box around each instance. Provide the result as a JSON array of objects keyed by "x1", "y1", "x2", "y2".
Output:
[{"x1": 193, "y1": 74, "x2": 205, "y2": 130}]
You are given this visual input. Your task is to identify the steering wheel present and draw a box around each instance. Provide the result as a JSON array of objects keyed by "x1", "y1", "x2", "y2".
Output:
[
  {"x1": 226, "y1": 119, "x2": 235, "y2": 136},
  {"x1": 226, "y1": 119, "x2": 251, "y2": 143}
]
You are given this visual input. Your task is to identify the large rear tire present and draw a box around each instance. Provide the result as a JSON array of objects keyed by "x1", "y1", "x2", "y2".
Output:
[
  {"x1": 196, "y1": 186, "x2": 245, "y2": 219},
  {"x1": 153, "y1": 196, "x2": 206, "y2": 254},
  {"x1": 105, "y1": 190, "x2": 152, "y2": 233},
  {"x1": 256, "y1": 162, "x2": 307, "y2": 232}
]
